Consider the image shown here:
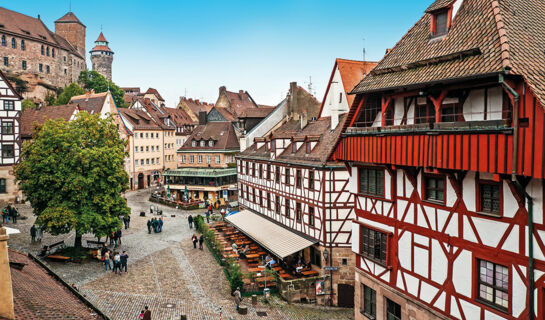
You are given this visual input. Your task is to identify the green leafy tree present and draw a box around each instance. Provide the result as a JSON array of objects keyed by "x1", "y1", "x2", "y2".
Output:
[
  {"x1": 78, "y1": 70, "x2": 127, "y2": 108},
  {"x1": 44, "y1": 92, "x2": 56, "y2": 106},
  {"x1": 15, "y1": 112, "x2": 130, "y2": 247},
  {"x1": 22, "y1": 99, "x2": 35, "y2": 111},
  {"x1": 55, "y1": 83, "x2": 85, "y2": 105}
]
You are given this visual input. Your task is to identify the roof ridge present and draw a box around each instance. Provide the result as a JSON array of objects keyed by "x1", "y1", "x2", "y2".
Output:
[{"x1": 491, "y1": 0, "x2": 512, "y2": 69}]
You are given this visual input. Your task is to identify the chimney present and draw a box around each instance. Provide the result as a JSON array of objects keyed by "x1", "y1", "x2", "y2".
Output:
[
  {"x1": 198, "y1": 111, "x2": 207, "y2": 125},
  {"x1": 219, "y1": 86, "x2": 226, "y2": 94},
  {"x1": 239, "y1": 90, "x2": 244, "y2": 95},
  {"x1": 0, "y1": 228, "x2": 15, "y2": 320},
  {"x1": 300, "y1": 111, "x2": 308, "y2": 130}
]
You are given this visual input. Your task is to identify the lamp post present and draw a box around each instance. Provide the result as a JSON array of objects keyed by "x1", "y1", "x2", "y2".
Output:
[{"x1": 323, "y1": 248, "x2": 332, "y2": 305}]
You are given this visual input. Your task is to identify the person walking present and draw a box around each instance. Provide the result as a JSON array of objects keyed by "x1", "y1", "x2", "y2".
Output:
[
  {"x1": 120, "y1": 251, "x2": 128, "y2": 273},
  {"x1": 199, "y1": 234, "x2": 204, "y2": 250},
  {"x1": 113, "y1": 231, "x2": 119, "y2": 248},
  {"x1": 188, "y1": 215, "x2": 193, "y2": 229},
  {"x1": 143, "y1": 306, "x2": 151, "y2": 320},
  {"x1": 30, "y1": 225, "x2": 37, "y2": 242},
  {"x1": 152, "y1": 218, "x2": 158, "y2": 233},
  {"x1": 138, "y1": 310, "x2": 145, "y2": 320},
  {"x1": 158, "y1": 218, "x2": 163, "y2": 232},
  {"x1": 9, "y1": 206, "x2": 17, "y2": 224},
  {"x1": 233, "y1": 287, "x2": 242, "y2": 311},
  {"x1": 125, "y1": 214, "x2": 131, "y2": 229},
  {"x1": 104, "y1": 250, "x2": 112, "y2": 271},
  {"x1": 192, "y1": 234, "x2": 198, "y2": 249},
  {"x1": 147, "y1": 219, "x2": 152, "y2": 234},
  {"x1": 205, "y1": 210, "x2": 210, "y2": 223},
  {"x1": 36, "y1": 226, "x2": 43, "y2": 242},
  {"x1": 1, "y1": 207, "x2": 6, "y2": 223},
  {"x1": 113, "y1": 252, "x2": 121, "y2": 274},
  {"x1": 116, "y1": 229, "x2": 122, "y2": 246}
]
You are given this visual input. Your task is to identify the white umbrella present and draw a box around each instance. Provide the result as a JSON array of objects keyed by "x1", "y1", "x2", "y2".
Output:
[{"x1": 3, "y1": 226, "x2": 20, "y2": 235}]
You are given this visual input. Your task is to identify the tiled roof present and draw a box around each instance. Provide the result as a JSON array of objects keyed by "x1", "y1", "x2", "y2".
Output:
[
  {"x1": 95, "y1": 32, "x2": 107, "y2": 42},
  {"x1": 177, "y1": 97, "x2": 214, "y2": 118},
  {"x1": 0, "y1": 7, "x2": 82, "y2": 58},
  {"x1": 179, "y1": 121, "x2": 239, "y2": 151},
  {"x1": 20, "y1": 104, "x2": 78, "y2": 137},
  {"x1": 144, "y1": 88, "x2": 165, "y2": 102},
  {"x1": 90, "y1": 45, "x2": 112, "y2": 53},
  {"x1": 54, "y1": 11, "x2": 85, "y2": 26},
  {"x1": 238, "y1": 107, "x2": 275, "y2": 118},
  {"x1": 425, "y1": 0, "x2": 456, "y2": 12},
  {"x1": 8, "y1": 249, "x2": 103, "y2": 319},
  {"x1": 69, "y1": 92, "x2": 108, "y2": 115},
  {"x1": 119, "y1": 108, "x2": 162, "y2": 130},
  {"x1": 240, "y1": 114, "x2": 348, "y2": 167},
  {"x1": 213, "y1": 106, "x2": 237, "y2": 122},
  {"x1": 222, "y1": 89, "x2": 259, "y2": 117},
  {"x1": 351, "y1": 0, "x2": 545, "y2": 108},
  {"x1": 164, "y1": 107, "x2": 196, "y2": 127}
]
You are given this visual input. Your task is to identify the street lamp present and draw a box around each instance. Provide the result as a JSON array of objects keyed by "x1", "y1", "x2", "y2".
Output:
[
  {"x1": 323, "y1": 249, "x2": 329, "y2": 262},
  {"x1": 323, "y1": 248, "x2": 333, "y2": 306}
]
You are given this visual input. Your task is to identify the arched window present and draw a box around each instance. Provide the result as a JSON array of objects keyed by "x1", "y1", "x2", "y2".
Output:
[
  {"x1": 1, "y1": 36, "x2": 5, "y2": 46},
  {"x1": 20, "y1": 40, "x2": 25, "y2": 51},
  {"x1": 46, "y1": 47, "x2": 49, "y2": 56},
  {"x1": 41, "y1": 45, "x2": 44, "y2": 55},
  {"x1": 52, "y1": 48, "x2": 55, "y2": 57},
  {"x1": 11, "y1": 38, "x2": 15, "y2": 49},
  {"x1": 0, "y1": 178, "x2": 6, "y2": 193}
]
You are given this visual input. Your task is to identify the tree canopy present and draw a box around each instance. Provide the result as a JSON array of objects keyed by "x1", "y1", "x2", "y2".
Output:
[
  {"x1": 78, "y1": 70, "x2": 127, "y2": 108},
  {"x1": 55, "y1": 82, "x2": 85, "y2": 105},
  {"x1": 22, "y1": 99, "x2": 35, "y2": 111},
  {"x1": 15, "y1": 112, "x2": 130, "y2": 247}
]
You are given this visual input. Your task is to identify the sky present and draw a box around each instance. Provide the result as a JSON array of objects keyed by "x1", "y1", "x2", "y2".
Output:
[{"x1": 6, "y1": 0, "x2": 431, "y2": 107}]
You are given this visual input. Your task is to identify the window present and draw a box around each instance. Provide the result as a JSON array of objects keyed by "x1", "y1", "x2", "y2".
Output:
[
  {"x1": 285, "y1": 198, "x2": 290, "y2": 218},
  {"x1": 3, "y1": 101, "x2": 14, "y2": 111},
  {"x1": 63, "y1": 56, "x2": 66, "y2": 62},
  {"x1": 0, "y1": 179, "x2": 5, "y2": 193},
  {"x1": 39, "y1": 64, "x2": 43, "y2": 72},
  {"x1": 310, "y1": 246, "x2": 321, "y2": 267},
  {"x1": 200, "y1": 140, "x2": 205, "y2": 147},
  {"x1": 309, "y1": 171, "x2": 315, "y2": 190},
  {"x1": 359, "y1": 168, "x2": 384, "y2": 197},
  {"x1": 192, "y1": 140, "x2": 197, "y2": 147},
  {"x1": 41, "y1": 45, "x2": 44, "y2": 55},
  {"x1": 206, "y1": 155, "x2": 211, "y2": 164},
  {"x1": 2, "y1": 144, "x2": 14, "y2": 158},
  {"x1": 140, "y1": 133, "x2": 143, "y2": 138},
  {"x1": 477, "y1": 259, "x2": 509, "y2": 311},
  {"x1": 275, "y1": 166, "x2": 280, "y2": 183},
  {"x1": 252, "y1": 188, "x2": 256, "y2": 203},
  {"x1": 386, "y1": 299, "x2": 401, "y2": 320},
  {"x1": 11, "y1": 38, "x2": 15, "y2": 49},
  {"x1": 140, "y1": 146, "x2": 143, "y2": 152},
  {"x1": 296, "y1": 169, "x2": 302, "y2": 188},
  {"x1": 198, "y1": 155, "x2": 202, "y2": 163},
  {"x1": 208, "y1": 140, "x2": 214, "y2": 147},
  {"x1": 240, "y1": 186, "x2": 244, "y2": 199},
  {"x1": 146, "y1": 146, "x2": 149, "y2": 152},
  {"x1": 424, "y1": 175, "x2": 445, "y2": 202},
  {"x1": 215, "y1": 155, "x2": 220, "y2": 163},
  {"x1": 258, "y1": 190, "x2": 263, "y2": 206},
  {"x1": 360, "y1": 226, "x2": 388, "y2": 265},
  {"x1": 46, "y1": 65, "x2": 50, "y2": 74},
  {"x1": 22, "y1": 60, "x2": 26, "y2": 70},
  {"x1": 140, "y1": 159, "x2": 144, "y2": 165},
  {"x1": 415, "y1": 99, "x2": 436, "y2": 124},
  {"x1": 292, "y1": 142, "x2": 297, "y2": 153},
  {"x1": 146, "y1": 159, "x2": 149, "y2": 165},
  {"x1": 46, "y1": 47, "x2": 49, "y2": 56},
  {"x1": 361, "y1": 285, "x2": 376, "y2": 319},
  {"x1": 3, "y1": 57, "x2": 7, "y2": 66},
  {"x1": 181, "y1": 155, "x2": 186, "y2": 163},
  {"x1": 52, "y1": 48, "x2": 55, "y2": 57},
  {"x1": 20, "y1": 40, "x2": 24, "y2": 51},
  {"x1": 267, "y1": 164, "x2": 271, "y2": 180},
  {"x1": 266, "y1": 193, "x2": 271, "y2": 210},
  {"x1": 275, "y1": 196, "x2": 281, "y2": 214},
  {"x1": 151, "y1": 158, "x2": 155, "y2": 164},
  {"x1": 146, "y1": 133, "x2": 149, "y2": 138},
  {"x1": 190, "y1": 155, "x2": 194, "y2": 163},
  {"x1": 339, "y1": 92, "x2": 343, "y2": 103},
  {"x1": 1, "y1": 122, "x2": 13, "y2": 135},
  {"x1": 134, "y1": 146, "x2": 138, "y2": 153},
  {"x1": 258, "y1": 164, "x2": 262, "y2": 179},
  {"x1": 251, "y1": 163, "x2": 255, "y2": 177},
  {"x1": 308, "y1": 206, "x2": 315, "y2": 226},
  {"x1": 433, "y1": 10, "x2": 449, "y2": 37},
  {"x1": 156, "y1": 133, "x2": 159, "y2": 138},
  {"x1": 306, "y1": 141, "x2": 311, "y2": 154},
  {"x1": 135, "y1": 160, "x2": 138, "y2": 166},
  {"x1": 478, "y1": 182, "x2": 501, "y2": 215},
  {"x1": 285, "y1": 168, "x2": 290, "y2": 185},
  {"x1": 1, "y1": 36, "x2": 5, "y2": 46},
  {"x1": 296, "y1": 202, "x2": 301, "y2": 222}
]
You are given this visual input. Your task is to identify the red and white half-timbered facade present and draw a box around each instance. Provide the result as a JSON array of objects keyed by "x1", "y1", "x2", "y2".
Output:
[
  {"x1": 332, "y1": 0, "x2": 545, "y2": 319},
  {"x1": 0, "y1": 70, "x2": 22, "y2": 203}
]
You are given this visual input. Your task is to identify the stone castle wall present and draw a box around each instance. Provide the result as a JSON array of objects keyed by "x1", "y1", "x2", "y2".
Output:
[{"x1": 91, "y1": 54, "x2": 112, "y2": 81}]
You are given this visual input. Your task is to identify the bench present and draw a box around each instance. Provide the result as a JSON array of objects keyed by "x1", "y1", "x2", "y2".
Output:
[
  {"x1": 86, "y1": 240, "x2": 106, "y2": 248},
  {"x1": 42, "y1": 240, "x2": 65, "y2": 256},
  {"x1": 46, "y1": 255, "x2": 70, "y2": 262}
]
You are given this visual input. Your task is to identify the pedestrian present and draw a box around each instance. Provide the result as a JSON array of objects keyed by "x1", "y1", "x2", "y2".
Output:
[
  {"x1": 116, "y1": 229, "x2": 122, "y2": 246},
  {"x1": 109, "y1": 232, "x2": 115, "y2": 246},
  {"x1": 152, "y1": 218, "x2": 158, "y2": 233},
  {"x1": 188, "y1": 215, "x2": 193, "y2": 229},
  {"x1": 147, "y1": 219, "x2": 152, "y2": 234},
  {"x1": 199, "y1": 234, "x2": 204, "y2": 250},
  {"x1": 113, "y1": 231, "x2": 119, "y2": 248},
  {"x1": 1, "y1": 207, "x2": 6, "y2": 223},
  {"x1": 125, "y1": 214, "x2": 131, "y2": 229},
  {"x1": 113, "y1": 252, "x2": 121, "y2": 274},
  {"x1": 120, "y1": 251, "x2": 128, "y2": 273},
  {"x1": 158, "y1": 218, "x2": 163, "y2": 232},
  {"x1": 104, "y1": 250, "x2": 112, "y2": 271},
  {"x1": 192, "y1": 234, "x2": 198, "y2": 249},
  {"x1": 143, "y1": 306, "x2": 151, "y2": 320},
  {"x1": 30, "y1": 225, "x2": 37, "y2": 242},
  {"x1": 208, "y1": 204, "x2": 212, "y2": 216},
  {"x1": 205, "y1": 210, "x2": 210, "y2": 223},
  {"x1": 36, "y1": 226, "x2": 43, "y2": 242},
  {"x1": 233, "y1": 287, "x2": 242, "y2": 311},
  {"x1": 138, "y1": 310, "x2": 145, "y2": 320},
  {"x1": 10, "y1": 206, "x2": 17, "y2": 224}
]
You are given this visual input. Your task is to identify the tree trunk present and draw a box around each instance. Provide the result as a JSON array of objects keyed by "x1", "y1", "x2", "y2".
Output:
[{"x1": 74, "y1": 232, "x2": 82, "y2": 248}]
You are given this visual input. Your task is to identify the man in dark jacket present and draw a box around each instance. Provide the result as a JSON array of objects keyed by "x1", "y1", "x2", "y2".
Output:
[
  {"x1": 188, "y1": 215, "x2": 193, "y2": 229},
  {"x1": 143, "y1": 306, "x2": 151, "y2": 320},
  {"x1": 120, "y1": 251, "x2": 129, "y2": 272},
  {"x1": 30, "y1": 225, "x2": 37, "y2": 242},
  {"x1": 147, "y1": 219, "x2": 152, "y2": 234}
]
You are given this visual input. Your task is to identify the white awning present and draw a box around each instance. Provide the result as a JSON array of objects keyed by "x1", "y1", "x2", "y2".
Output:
[
  {"x1": 226, "y1": 210, "x2": 317, "y2": 259},
  {"x1": 3, "y1": 227, "x2": 20, "y2": 235}
]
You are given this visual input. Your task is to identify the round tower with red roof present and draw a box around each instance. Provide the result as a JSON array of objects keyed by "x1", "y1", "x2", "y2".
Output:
[{"x1": 90, "y1": 32, "x2": 114, "y2": 80}]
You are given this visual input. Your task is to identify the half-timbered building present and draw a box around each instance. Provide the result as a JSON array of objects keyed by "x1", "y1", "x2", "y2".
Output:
[
  {"x1": 331, "y1": 0, "x2": 545, "y2": 319},
  {"x1": 0, "y1": 70, "x2": 22, "y2": 202},
  {"x1": 236, "y1": 59, "x2": 373, "y2": 307}
]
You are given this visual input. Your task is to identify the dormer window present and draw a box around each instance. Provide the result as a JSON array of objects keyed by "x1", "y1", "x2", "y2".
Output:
[
  {"x1": 192, "y1": 140, "x2": 197, "y2": 147},
  {"x1": 306, "y1": 142, "x2": 311, "y2": 154},
  {"x1": 200, "y1": 140, "x2": 205, "y2": 147},
  {"x1": 431, "y1": 10, "x2": 450, "y2": 37},
  {"x1": 292, "y1": 142, "x2": 296, "y2": 153},
  {"x1": 208, "y1": 140, "x2": 214, "y2": 147}
]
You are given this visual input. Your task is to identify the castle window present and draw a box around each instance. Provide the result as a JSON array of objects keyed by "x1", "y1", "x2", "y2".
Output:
[
  {"x1": 20, "y1": 40, "x2": 25, "y2": 51},
  {"x1": 63, "y1": 56, "x2": 66, "y2": 62},
  {"x1": 3, "y1": 57, "x2": 7, "y2": 66},
  {"x1": 0, "y1": 179, "x2": 5, "y2": 193},
  {"x1": 64, "y1": 69, "x2": 67, "y2": 75},
  {"x1": 39, "y1": 64, "x2": 43, "y2": 72},
  {"x1": 41, "y1": 45, "x2": 44, "y2": 55},
  {"x1": 46, "y1": 47, "x2": 49, "y2": 56},
  {"x1": 1, "y1": 36, "x2": 5, "y2": 46},
  {"x1": 11, "y1": 38, "x2": 15, "y2": 49},
  {"x1": 21, "y1": 61, "x2": 27, "y2": 70},
  {"x1": 52, "y1": 48, "x2": 55, "y2": 58}
]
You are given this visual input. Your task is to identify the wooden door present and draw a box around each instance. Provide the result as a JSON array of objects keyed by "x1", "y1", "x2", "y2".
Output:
[{"x1": 337, "y1": 283, "x2": 354, "y2": 308}]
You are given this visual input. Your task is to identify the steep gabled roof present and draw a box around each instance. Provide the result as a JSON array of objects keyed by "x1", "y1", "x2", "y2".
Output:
[
  {"x1": 164, "y1": 107, "x2": 196, "y2": 127},
  {"x1": 96, "y1": 32, "x2": 107, "y2": 42},
  {"x1": 144, "y1": 88, "x2": 165, "y2": 102},
  {"x1": 179, "y1": 121, "x2": 239, "y2": 151},
  {"x1": 54, "y1": 11, "x2": 85, "y2": 27},
  {"x1": 69, "y1": 91, "x2": 108, "y2": 115},
  {"x1": 119, "y1": 108, "x2": 162, "y2": 130},
  {"x1": 351, "y1": 0, "x2": 545, "y2": 107},
  {"x1": 20, "y1": 104, "x2": 79, "y2": 137},
  {"x1": 177, "y1": 97, "x2": 214, "y2": 118}
]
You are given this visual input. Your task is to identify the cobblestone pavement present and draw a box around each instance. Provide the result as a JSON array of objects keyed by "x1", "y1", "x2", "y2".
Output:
[{"x1": 7, "y1": 189, "x2": 354, "y2": 320}]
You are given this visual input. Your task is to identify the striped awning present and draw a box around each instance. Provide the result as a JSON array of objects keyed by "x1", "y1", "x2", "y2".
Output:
[{"x1": 226, "y1": 210, "x2": 317, "y2": 259}]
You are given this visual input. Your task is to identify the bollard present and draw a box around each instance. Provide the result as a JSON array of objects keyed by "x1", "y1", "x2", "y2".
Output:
[
  {"x1": 238, "y1": 306, "x2": 248, "y2": 315},
  {"x1": 252, "y1": 294, "x2": 257, "y2": 305},
  {"x1": 140, "y1": 211, "x2": 145, "y2": 217}
]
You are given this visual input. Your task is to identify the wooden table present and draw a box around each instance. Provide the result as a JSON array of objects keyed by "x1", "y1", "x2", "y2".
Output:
[
  {"x1": 301, "y1": 270, "x2": 319, "y2": 277},
  {"x1": 245, "y1": 254, "x2": 260, "y2": 259},
  {"x1": 248, "y1": 267, "x2": 265, "y2": 273},
  {"x1": 256, "y1": 276, "x2": 275, "y2": 283}
]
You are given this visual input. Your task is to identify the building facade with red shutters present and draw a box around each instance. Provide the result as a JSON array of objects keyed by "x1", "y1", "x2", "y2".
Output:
[{"x1": 331, "y1": 0, "x2": 545, "y2": 319}]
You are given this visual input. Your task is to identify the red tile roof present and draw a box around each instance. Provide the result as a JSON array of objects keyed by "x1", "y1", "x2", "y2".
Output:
[
  {"x1": 69, "y1": 92, "x2": 108, "y2": 115},
  {"x1": 95, "y1": 32, "x2": 107, "y2": 42},
  {"x1": 7, "y1": 249, "x2": 104, "y2": 320},
  {"x1": 165, "y1": 107, "x2": 197, "y2": 127},
  {"x1": 90, "y1": 45, "x2": 112, "y2": 53},
  {"x1": 351, "y1": 0, "x2": 545, "y2": 108},
  {"x1": 180, "y1": 122, "x2": 239, "y2": 151},
  {"x1": 54, "y1": 11, "x2": 85, "y2": 26},
  {"x1": 144, "y1": 88, "x2": 165, "y2": 102},
  {"x1": 178, "y1": 97, "x2": 214, "y2": 118},
  {"x1": 238, "y1": 107, "x2": 275, "y2": 118},
  {"x1": 20, "y1": 104, "x2": 79, "y2": 137},
  {"x1": 119, "y1": 108, "x2": 162, "y2": 130}
]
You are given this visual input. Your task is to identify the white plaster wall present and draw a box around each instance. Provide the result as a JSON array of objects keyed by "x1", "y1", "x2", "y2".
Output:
[
  {"x1": 320, "y1": 66, "x2": 350, "y2": 118},
  {"x1": 393, "y1": 97, "x2": 404, "y2": 125},
  {"x1": 452, "y1": 249, "x2": 472, "y2": 297}
]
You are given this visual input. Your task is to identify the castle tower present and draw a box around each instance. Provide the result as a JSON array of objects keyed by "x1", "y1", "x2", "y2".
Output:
[
  {"x1": 54, "y1": 12, "x2": 86, "y2": 58},
  {"x1": 90, "y1": 32, "x2": 114, "y2": 81}
]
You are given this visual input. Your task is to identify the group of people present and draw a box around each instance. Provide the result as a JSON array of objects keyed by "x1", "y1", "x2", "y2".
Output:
[
  {"x1": 191, "y1": 234, "x2": 204, "y2": 250},
  {"x1": 108, "y1": 229, "x2": 123, "y2": 248},
  {"x1": 146, "y1": 217, "x2": 164, "y2": 234},
  {"x1": 29, "y1": 225, "x2": 43, "y2": 242},
  {"x1": 137, "y1": 306, "x2": 151, "y2": 320},
  {"x1": 98, "y1": 245, "x2": 129, "y2": 274},
  {"x1": 1, "y1": 205, "x2": 18, "y2": 224}
]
